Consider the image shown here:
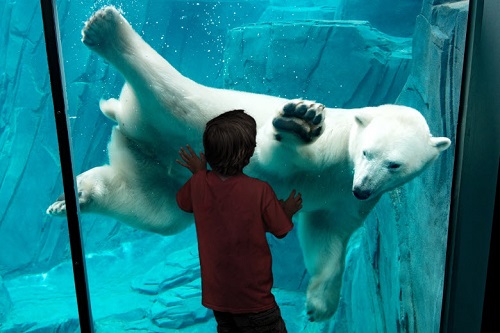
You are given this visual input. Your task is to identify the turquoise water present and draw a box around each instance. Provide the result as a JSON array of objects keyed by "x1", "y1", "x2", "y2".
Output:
[{"x1": 0, "y1": 0, "x2": 468, "y2": 332}]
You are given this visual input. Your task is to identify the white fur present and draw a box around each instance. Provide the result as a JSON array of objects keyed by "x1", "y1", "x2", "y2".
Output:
[{"x1": 46, "y1": 6, "x2": 451, "y2": 321}]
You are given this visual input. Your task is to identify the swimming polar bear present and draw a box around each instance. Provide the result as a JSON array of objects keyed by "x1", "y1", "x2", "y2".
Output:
[{"x1": 46, "y1": 6, "x2": 451, "y2": 322}]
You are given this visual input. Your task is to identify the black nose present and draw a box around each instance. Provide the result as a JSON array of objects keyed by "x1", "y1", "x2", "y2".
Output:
[{"x1": 353, "y1": 187, "x2": 371, "y2": 200}]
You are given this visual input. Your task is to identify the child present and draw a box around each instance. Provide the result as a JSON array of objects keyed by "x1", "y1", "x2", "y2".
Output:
[{"x1": 176, "y1": 109, "x2": 302, "y2": 332}]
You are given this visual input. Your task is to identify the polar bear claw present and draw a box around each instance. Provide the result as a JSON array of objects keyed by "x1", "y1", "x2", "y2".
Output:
[
  {"x1": 46, "y1": 200, "x2": 66, "y2": 216},
  {"x1": 46, "y1": 190, "x2": 93, "y2": 216}
]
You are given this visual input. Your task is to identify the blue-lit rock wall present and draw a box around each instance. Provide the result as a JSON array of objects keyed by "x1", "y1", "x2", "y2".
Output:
[
  {"x1": 336, "y1": 0, "x2": 423, "y2": 37},
  {"x1": 0, "y1": 275, "x2": 12, "y2": 322},
  {"x1": 392, "y1": 1, "x2": 468, "y2": 330},
  {"x1": 0, "y1": 0, "x2": 468, "y2": 332},
  {"x1": 223, "y1": 21, "x2": 412, "y2": 108},
  {"x1": 332, "y1": 1, "x2": 468, "y2": 332}
]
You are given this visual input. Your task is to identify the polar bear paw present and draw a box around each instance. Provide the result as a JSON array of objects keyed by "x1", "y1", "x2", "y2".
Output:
[
  {"x1": 81, "y1": 6, "x2": 129, "y2": 53},
  {"x1": 46, "y1": 190, "x2": 92, "y2": 216},
  {"x1": 46, "y1": 200, "x2": 67, "y2": 216},
  {"x1": 272, "y1": 99, "x2": 325, "y2": 143},
  {"x1": 306, "y1": 292, "x2": 337, "y2": 322}
]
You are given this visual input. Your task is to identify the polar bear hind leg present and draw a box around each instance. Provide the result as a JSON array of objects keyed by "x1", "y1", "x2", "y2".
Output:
[
  {"x1": 81, "y1": 6, "x2": 133, "y2": 62},
  {"x1": 46, "y1": 165, "x2": 116, "y2": 216}
]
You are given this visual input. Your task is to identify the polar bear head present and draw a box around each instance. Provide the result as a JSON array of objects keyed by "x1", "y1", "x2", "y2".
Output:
[{"x1": 349, "y1": 105, "x2": 451, "y2": 201}]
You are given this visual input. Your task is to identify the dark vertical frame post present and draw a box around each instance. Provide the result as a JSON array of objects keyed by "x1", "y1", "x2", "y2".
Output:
[
  {"x1": 40, "y1": 0, "x2": 94, "y2": 331},
  {"x1": 441, "y1": 0, "x2": 498, "y2": 331}
]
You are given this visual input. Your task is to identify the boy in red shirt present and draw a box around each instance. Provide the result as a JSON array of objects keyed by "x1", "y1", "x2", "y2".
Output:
[{"x1": 176, "y1": 109, "x2": 302, "y2": 332}]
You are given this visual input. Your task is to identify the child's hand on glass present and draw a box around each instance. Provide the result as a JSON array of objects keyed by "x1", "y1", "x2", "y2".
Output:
[
  {"x1": 280, "y1": 189, "x2": 303, "y2": 219},
  {"x1": 176, "y1": 144, "x2": 207, "y2": 174}
]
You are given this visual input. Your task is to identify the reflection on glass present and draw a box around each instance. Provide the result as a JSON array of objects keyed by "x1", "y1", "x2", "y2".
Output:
[{"x1": 1, "y1": 0, "x2": 468, "y2": 332}]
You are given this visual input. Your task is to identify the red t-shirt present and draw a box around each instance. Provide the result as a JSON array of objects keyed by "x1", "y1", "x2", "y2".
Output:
[{"x1": 176, "y1": 170, "x2": 293, "y2": 313}]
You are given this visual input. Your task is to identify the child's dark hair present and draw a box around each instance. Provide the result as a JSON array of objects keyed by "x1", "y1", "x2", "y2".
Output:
[{"x1": 203, "y1": 109, "x2": 257, "y2": 176}]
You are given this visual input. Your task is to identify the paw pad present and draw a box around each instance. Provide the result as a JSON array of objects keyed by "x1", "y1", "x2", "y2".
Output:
[
  {"x1": 81, "y1": 6, "x2": 122, "y2": 48},
  {"x1": 273, "y1": 100, "x2": 325, "y2": 143}
]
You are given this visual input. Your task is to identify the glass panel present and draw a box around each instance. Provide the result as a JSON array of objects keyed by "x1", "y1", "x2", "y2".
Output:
[
  {"x1": 2, "y1": 0, "x2": 468, "y2": 332},
  {"x1": 0, "y1": 1, "x2": 80, "y2": 332}
]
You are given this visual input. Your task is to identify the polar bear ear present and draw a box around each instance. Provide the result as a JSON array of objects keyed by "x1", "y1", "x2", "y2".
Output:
[
  {"x1": 354, "y1": 113, "x2": 373, "y2": 127},
  {"x1": 430, "y1": 137, "x2": 451, "y2": 152}
]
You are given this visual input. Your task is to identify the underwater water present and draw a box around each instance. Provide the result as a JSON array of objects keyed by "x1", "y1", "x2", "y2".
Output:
[{"x1": 0, "y1": 0, "x2": 469, "y2": 332}]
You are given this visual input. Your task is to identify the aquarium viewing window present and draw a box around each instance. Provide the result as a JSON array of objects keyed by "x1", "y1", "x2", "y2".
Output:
[{"x1": 0, "y1": 0, "x2": 496, "y2": 332}]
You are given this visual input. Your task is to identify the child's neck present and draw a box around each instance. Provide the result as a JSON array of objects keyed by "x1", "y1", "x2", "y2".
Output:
[{"x1": 213, "y1": 171, "x2": 243, "y2": 181}]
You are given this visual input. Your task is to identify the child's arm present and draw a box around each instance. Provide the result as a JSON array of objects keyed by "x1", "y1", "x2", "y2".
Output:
[
  {"x1": 263, "y1": 187, "x2": 301, "y2": 239},
  {"x1": 280, "y1": 189, "x2": 303, "y2": 220},
  {"x1": 176, "y1": 144, "x2": 207, "y2": 175}
]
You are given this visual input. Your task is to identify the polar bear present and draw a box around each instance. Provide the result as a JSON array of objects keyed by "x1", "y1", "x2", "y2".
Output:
[{"x1": 46, "y1": 6, "x2": 451, "y2": 322}]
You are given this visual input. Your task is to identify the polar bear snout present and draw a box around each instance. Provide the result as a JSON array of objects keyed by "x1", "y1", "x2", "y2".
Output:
[{"x1": 352, "y1": 186, "x2": 372, "y2": 200}]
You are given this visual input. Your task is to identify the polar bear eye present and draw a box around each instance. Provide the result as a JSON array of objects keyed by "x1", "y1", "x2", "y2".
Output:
[
  {"x1": 387, "y1": 162, "x2": 401, "y2": 170},
  {"x1": 362, "y1": 150, "x2": 373, "y2": 160}
]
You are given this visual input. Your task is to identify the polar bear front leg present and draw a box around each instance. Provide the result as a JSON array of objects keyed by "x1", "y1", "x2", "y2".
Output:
[
  {"x1": 273, "y1": 99, "x2": 325, "y2": 143},
  {"x1": 298, "y1": 211, "x2": 353, "y2": 322},
  {"x1": 305, "y1": 258, "x2": 345, "y2": 322}
]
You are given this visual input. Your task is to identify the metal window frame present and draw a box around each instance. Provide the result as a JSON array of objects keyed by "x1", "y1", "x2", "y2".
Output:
[{"x1": 40, "y1": 0, "x2": 94, "y2": 331}]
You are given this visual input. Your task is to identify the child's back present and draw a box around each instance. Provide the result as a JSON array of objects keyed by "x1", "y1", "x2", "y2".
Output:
[{"x1": 176, "y1": 109, "x2": 302, "y2": 332}]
